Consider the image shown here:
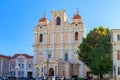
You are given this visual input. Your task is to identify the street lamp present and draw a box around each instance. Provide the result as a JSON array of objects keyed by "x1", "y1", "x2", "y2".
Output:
[{"x1": 14, "y1": 65, "x2": 20, "y2": 78}]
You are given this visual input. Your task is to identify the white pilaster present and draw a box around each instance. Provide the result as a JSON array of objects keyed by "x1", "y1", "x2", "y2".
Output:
[
  {"x1": 43, "y1": 46, "x2": 47, "y2": 62},
  {"x1": 69, "y1": 45, "x2": 74, "y2": 63},
  {"x1": 24, "y1": 59, "x2": 27, "y2": 77},
  {"x1": 33, "y1": 49, "x2": 38, "y2": 77}
]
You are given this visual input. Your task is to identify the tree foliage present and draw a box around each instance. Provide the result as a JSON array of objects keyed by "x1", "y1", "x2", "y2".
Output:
[{"x1": 78, "y1": 26, "x2": 112, "y2": 78}]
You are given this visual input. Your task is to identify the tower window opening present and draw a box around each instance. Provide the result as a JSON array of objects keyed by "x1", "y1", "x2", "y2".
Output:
[
  {"x1": 117, "y1": 34, "x2": 120, "y2": 41},
  {"x1": 75, "y1": 32, "x2": 78, "y2": 40},
  {"x1": 56, "y1": 17, "x2": 61, "y2": 25},
  {"x1": 39, "y1": 34, "x2": 43, "y2": 42}
]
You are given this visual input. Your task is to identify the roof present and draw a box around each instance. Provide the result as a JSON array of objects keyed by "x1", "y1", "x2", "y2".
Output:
[
  {"x1": 0, "y1": 54, "x2": 11, "y2": 59},
  {"x1": 39, "y1": 14, "x2": 48, "y2": 22},
  {"x1": 39, "y1": 17, "x2": 47, "y2": 22},
  {"x1": 73, "y1": 11, "x2": 81, "y2": 19},
  {"x1": 12, "y1": 54, "x2": 33, "y2": 59}
]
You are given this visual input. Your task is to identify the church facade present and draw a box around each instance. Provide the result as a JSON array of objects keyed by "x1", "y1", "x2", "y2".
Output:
[{"x1": 33, "y1": 10, "x2": 87, "y2": 79}]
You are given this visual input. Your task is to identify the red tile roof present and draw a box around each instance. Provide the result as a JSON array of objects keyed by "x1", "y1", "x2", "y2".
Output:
[
  {"x1": 39, "y1": 17, "x2": 47, "y2": 22},
  {"x1": 73, "y1": 11, "x2": 81, "y2": 19},
  {"x1": 12, "y1": 54, "x2": 33, "y2": 59},
  {"x1": 39, "y1": 14, "x2": 48, "y2": 22},
  {"x1": 73, "y1": 14, "x2": 81, "y2": 19},
  {"x1": 0, "y1": 54, "x2": 11, "y2": 59}
]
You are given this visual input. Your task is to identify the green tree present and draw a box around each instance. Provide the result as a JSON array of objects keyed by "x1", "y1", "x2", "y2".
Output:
[{"x1": 78, "y1": 26, "x2": 112, "y2": 80}]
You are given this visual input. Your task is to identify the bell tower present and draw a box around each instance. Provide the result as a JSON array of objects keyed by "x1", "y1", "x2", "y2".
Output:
[{"x1": 52, "y1": 10, "x2": 68, "y2": 27}]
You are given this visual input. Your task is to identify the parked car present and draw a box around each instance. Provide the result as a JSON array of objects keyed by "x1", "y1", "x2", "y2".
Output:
[
  {"x1": 27, "y1": 77, "x2": 35, "y2": 80},
  {"x1": 84, "y1": 76, "x2": 88, "y2": 80},
  {"x1": 8, "y1": 77, "x2": 17, "y2": 80},
  {"x1": 17, "y1": 77, "x2": 26, "y2": 80},
  {"x1": 0, "y1": 76, "x2": 2, "y2": 80},
  {"x1": 36, "y1": 77, "x2": 42, "y2": 80},
  {"x1": 2, "y1": 76, "x2": 8, "y2": 80}
]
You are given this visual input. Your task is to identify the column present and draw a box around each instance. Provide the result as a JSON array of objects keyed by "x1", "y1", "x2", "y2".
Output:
[
  {"x1": 69, "y1": 45, "x2": 74, "y2": 63},
  {"x1": 52, "y1": 32, "x2": 55, "y2": 58},
  {"x1": 24, "y1": 59, "x2": 27, "y2": 77},
  {"x1": 60, "y1": 31, "x2": 64, "y2": 60},
  {"x1": 65, "y1": 64, "x2": 69, "y2": 79},
  {"x1": 33, "y1": 49, "x2": 38, "y2": 77},
  {"x1": 43, "y1": 46, "x2": 47, "y2": 62},
  {"x1": 34, "y1": 32, "x2": 38, "y2": 45}
]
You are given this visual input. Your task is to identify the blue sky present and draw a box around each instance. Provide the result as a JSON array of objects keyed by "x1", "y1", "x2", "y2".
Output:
[{"x1": 0, "y1": 0, "x2": 120, "y2": 56}]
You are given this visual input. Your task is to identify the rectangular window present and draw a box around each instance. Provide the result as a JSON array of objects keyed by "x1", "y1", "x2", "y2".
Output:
[
  {"x1": 12, "y1": 64, "x2": 14, "y2": 69},
  {"x1": 18, "y1": 71, "x2": 21, "y2": 77},
  {"x1": 22, "y1": 71, "x2": 24, "y2": 76},
  {"x1": 118, "y1": 67, "x2": 120, "y2": 75},
  {"x1": 65, "y1": 54, "x2": 68, "y2": 61},
  {"x1": 12, "y1": 71, "x2": 15, "y2": 76},
  {"x1": 18, "y1": 64, "x2": 21, "y2": 69},
  {"x1": 28, "y1": 64, "x2": 31, "y2": 69},
  {"x1": 48, "y1": 54, "x2": 51, "y2": 59},
  {"x1": 75, "y1": 32, "x2": 78, "y2": 41},
  {"x1": 14, "y1": 72, "x2": 15, "y2": 76},
  {"x1": 117, "y1": 34, "x2": 120, "y2": 41},
  {"x1": 22, "y1": 64, "x2": 24, "y2": 69},
  {"x1": 117, "y1": 51, "x2": 120, "y2": 60}
]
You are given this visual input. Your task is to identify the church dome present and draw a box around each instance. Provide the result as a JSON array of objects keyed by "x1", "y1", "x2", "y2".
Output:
[
  {"x1": 73, "y1": 11, "x2": 81, "y2": 19},
  {"x1": 39, "y1": 14, "x2": 48, "y2": 22},
  {"x1": 38, "y1": 13, "x2": 49, "y2": 26},
  {"x1": 72, "y1": 10, "x2": 84, "y2": 25}
]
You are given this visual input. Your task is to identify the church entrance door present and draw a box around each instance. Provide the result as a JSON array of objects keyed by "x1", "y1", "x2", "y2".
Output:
[{"x1": 49, "y1": 68, "x2": 54, "y2": 77}]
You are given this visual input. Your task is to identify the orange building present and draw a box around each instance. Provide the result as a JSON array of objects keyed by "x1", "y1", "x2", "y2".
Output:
[{"x1": 0, "y1": 54, "x2": 10, "y2": 77}]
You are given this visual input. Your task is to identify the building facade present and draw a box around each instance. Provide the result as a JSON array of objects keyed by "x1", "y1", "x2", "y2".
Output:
[
  {"x1": 111, "y1": 29, "x2": 120, "y2": 80},
  {"x1": 9, "y1": 54, "x2": 33, "y2": 78},
  {"x1": 33, "y1": 10, "x2": 87, "y2": 79},
  {"x1": 0, "y1": 54, "x2": 10, "y2": 77}
]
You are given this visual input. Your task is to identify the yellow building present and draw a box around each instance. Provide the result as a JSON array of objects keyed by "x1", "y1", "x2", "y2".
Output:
[{"x1": 33, "y1": 10, "x2": 86, "y2": 79}]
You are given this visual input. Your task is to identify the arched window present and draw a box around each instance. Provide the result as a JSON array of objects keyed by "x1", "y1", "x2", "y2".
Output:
[
  {"x1": 39, "y1": 34, "x2": 43, "y2": 42},
  {"x1": 56, "y1": 17, "x2": 61, "y2": 25},
  {"x1": 75, "y1": 32, "x2": 78, "y2": 40}
]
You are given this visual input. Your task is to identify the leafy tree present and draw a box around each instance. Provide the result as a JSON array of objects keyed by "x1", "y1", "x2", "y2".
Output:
[{"x1": 78, "y1": 26, "x2": 112, "y2": 80}]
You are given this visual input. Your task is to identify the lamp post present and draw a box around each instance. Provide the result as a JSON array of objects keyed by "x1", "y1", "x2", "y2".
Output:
[{"x1": 14, "y1": 65, "x2": 20, "y2": 78}]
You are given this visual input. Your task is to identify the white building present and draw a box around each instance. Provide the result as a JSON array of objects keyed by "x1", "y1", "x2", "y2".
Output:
[
  {"x1": 111, "y1": 29, "x2": 120, "y2": 80},
  {"x1": 9, "y1": 54, "x2": 33, "y2": 78},
  {"x1": 33, "y1": 10, "x2": 88, "y2": 79}
]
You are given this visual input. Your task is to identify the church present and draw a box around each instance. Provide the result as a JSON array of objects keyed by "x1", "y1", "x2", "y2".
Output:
[{"x1": 33, "y1": 10, "x2": 88, "y2": 79}]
